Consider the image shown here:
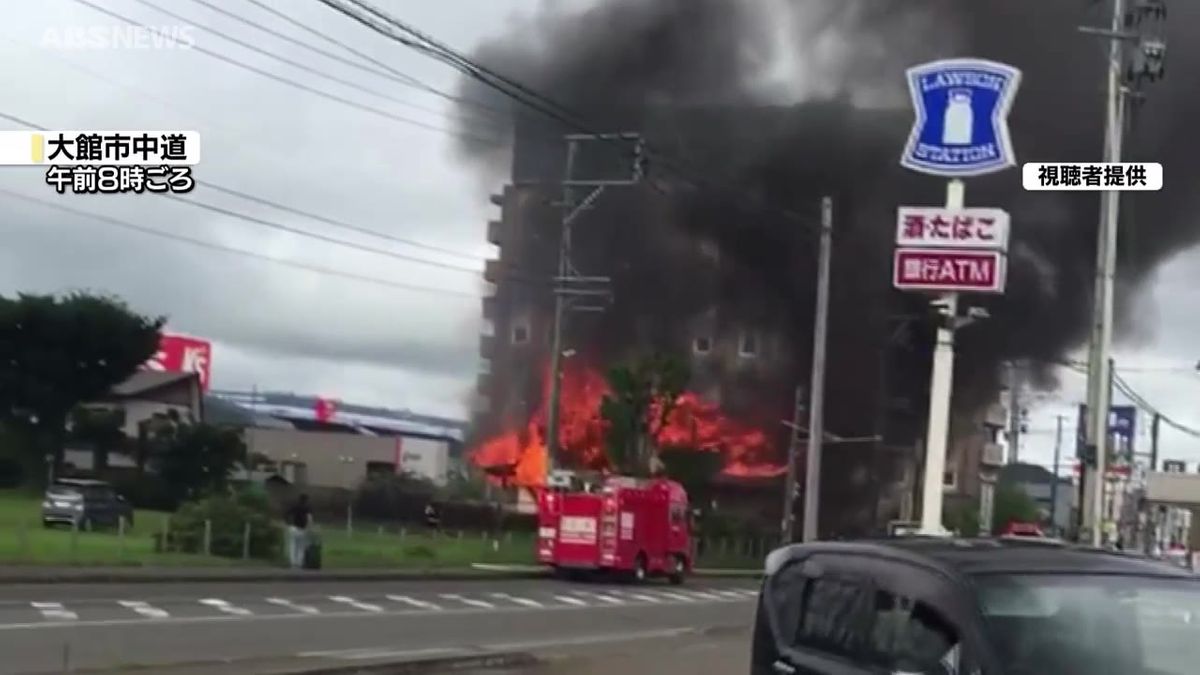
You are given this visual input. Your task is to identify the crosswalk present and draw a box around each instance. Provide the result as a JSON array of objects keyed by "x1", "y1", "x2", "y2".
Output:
[{"x1": 0, "y1": 586, "x2": 759, "y2": 627}]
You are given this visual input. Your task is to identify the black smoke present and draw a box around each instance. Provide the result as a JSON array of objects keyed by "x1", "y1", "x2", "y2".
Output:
[{"x1": 455, "y1": 0, "x2": 1199, "y2": 427}]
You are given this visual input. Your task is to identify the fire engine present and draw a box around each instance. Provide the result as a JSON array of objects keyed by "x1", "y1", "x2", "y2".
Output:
[{"x1": 536, "y1": 472, "x2": 693, "y2": 584}]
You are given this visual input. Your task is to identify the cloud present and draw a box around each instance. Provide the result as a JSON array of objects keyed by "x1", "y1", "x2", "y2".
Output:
[{"x1": 0, "y1": 0, "x2": 538, "y2": 414}]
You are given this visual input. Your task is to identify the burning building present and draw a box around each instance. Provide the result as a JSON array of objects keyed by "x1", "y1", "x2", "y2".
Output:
[{"x1": 458, "y1": 0, "x2": 1200, "y2": 537}]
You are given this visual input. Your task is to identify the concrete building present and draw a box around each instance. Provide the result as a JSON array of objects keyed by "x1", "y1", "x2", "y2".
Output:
[
  {"x1": 246, "y1": 428, "x2": 451, "y2": 489},
  {"x1": 473, "y1": 104, "x2": 953, "y2": 537}
]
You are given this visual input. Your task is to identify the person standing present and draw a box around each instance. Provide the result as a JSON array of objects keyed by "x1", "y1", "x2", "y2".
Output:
[{"x1": 285, "y1": 494, "x2": 312, "y2": 569}]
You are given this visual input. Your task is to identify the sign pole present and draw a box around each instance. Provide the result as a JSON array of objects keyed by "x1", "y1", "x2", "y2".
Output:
[{"x1": 918, "y1": 178, "x2": 965, "y2": 535}]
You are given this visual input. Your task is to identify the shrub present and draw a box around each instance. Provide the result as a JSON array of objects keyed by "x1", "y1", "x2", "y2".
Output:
[
  {"x1": 108, "y1": 473, "x2": 179, "y2": 511},
  {"x1": 167, "y1": 491, "x2": 282, "y2": 560}
]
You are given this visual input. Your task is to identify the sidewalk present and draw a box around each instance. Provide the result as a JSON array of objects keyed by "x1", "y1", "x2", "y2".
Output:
[{"x1": 0, "y1": 563, "x2": 760, "y2": 585}]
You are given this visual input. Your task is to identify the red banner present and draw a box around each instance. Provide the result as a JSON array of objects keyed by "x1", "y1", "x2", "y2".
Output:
[
  {"x1": 144, "y1": 333, "x2": 212, "y2": 391},
  {"x1": 314, "y1": 397, "x2": 337, "y2": 423}
]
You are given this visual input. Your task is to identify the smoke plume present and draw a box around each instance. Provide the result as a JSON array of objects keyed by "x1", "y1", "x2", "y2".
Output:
[{"x1": 454, "y1": 0, "x2": 1200, "y2": 419}]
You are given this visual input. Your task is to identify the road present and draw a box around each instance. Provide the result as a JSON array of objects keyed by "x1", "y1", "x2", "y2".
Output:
[{"x1": 0, "y1": 577, "x2": 760, "y2": 674}]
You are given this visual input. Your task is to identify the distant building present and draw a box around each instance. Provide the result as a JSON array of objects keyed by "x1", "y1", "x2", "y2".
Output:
[
  {"x1": 90, "y1": 370, "x2": 204, "y2": 436},
  {"x1": 1000, "y1": 462, "x2": 1075, "y2": 534}
]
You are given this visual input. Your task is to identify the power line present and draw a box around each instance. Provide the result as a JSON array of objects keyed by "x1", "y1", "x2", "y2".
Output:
[
  {"x1": 317, "y1": 0, "x2": 824, "y2": 234},
  {"x1": 134, "y1": 0, "x2": 489, "y2": 127},
  {"x1": 164, "y1": 193, "x2": 485, "y2": 274},
  {"x1": 66, "y1": 0, "x2": 505, "y2": 146},
  {"x1": 187, "y1": 0, "x2": 507, "y2": 117},
  {"x1": 240, "y1": 0, "x2": 506, "y2": 115},
  {"x1": 0, "y1": 187, "x2": 480, "y2": 300},
  {"x1": 1112, "y1": 372, "x2": 1200, "y2": 439}
]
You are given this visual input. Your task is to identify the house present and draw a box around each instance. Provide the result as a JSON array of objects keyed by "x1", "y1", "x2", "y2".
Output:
[{"x1": 1000, "y1": 462, "x2": 1075, "y2": 534}]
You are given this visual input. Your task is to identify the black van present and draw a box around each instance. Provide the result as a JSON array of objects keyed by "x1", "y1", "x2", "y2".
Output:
[{"x1": 752, "y1": 537, "x2": 1199, "y2": 675}]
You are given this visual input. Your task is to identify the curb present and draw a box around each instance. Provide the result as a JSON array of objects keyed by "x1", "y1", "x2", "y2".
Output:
[
  {"x1": 276, "y1": 652, "x2": 539, "y2": 675},
  {"x1": 0, "y1": 569, "x2": 550, "y2": 585},
  {"x1": 0, "y1": 567, "x2": 759, "y2": 585}
]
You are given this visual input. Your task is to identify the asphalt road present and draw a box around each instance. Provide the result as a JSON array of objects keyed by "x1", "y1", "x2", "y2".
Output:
[{"x1": 0, "y1": 578, "x2": 760, "y2": 674}]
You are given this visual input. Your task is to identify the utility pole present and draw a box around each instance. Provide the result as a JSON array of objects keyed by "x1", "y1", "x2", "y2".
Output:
[
  {"x1": 1050, "y1": 414, "x2": 1064, "y2": 535},
  {"x1": 780, "y1": 385, "x2": 804, "y2": 545},
  {"x1": 544, "y1": 133, "x2": 641, "y2": 476},
  {"x1": 1079, "y1": 0, "x2": 1167, "y2": 547},
  {"x1": 1006, "y1": 361, "x2": 1023, "y2": 464},
  {"x1": 1150, "y1": 412, "x2": 1161, "y2": 472},
  {"x1": 918, "y1": 180, "x2": 965, "y2": 536},
  {"x1": 802, "y1": 197, "x2": 834, "y2": 544}
]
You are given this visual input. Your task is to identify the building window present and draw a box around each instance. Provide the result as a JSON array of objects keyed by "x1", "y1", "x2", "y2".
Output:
[
  {"x1": 943, "y1": 469, "x2": 958, "y2": 490},
  {"x1": 511, "y1": 320, "x2": 529, "y2": 345},
  {"x1": 738, "y1": 330, "x2": 759, "y2": 358},
  {"x1": 693, "y1": 336, "x2": 712, "y2": 355}
]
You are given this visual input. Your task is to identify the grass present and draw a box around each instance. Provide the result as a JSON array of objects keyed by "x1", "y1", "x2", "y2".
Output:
[{"x1": 0, "y1": 490, "x2": 762, "y2": 570}]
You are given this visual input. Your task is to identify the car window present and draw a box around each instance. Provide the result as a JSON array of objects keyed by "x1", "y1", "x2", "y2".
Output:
[
  {"x1": 976, "y1": 573, "x2": 1200, "y2": 675},
  {"x1": 871, "y1": 590, "x2": 979, "y2": 675},
  {"x1": 797, "y1": 576, "x2": 874, "y2": 658}
]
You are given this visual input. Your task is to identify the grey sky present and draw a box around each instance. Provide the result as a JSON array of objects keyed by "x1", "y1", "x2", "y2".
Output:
[{"x1": 0, "y1": 0, "x2": 1196, "y2": 462}]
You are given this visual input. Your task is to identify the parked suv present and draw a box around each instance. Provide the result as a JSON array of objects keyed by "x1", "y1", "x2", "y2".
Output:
[
  {"x1": 753, "y1": 537, "x2": 1199, "y2": 674},
  {"x1": 42, "y1": 478, "x2": 133, "y2": 530}
]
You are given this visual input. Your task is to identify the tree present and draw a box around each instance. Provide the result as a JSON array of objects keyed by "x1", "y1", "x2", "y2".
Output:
[
  {"x1": 658, "y1": 447, "x2": 722, "y2": 513},
  {"x1": 992, "y1": 481, "x2": 1041, "y2": 532},
  {"x1": 599, "y1": 353, "x2": 690, "y2": 475},
  {"x1": 68, "y1": 406, "x2": 126, "y2": 473},
  {"x1": 152, "y1": 422, "x2": 246, "y2": 502},
  {"x1": 0, "y1": 292, "x2": 163, "y2": 483}
]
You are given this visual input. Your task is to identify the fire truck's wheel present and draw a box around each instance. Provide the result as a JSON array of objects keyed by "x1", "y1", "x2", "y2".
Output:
[
  {"x1": 633, "y1": 554, "x2": 648, "y2": 583},
  {"x1": 668, "y1": 555, "x2": 686, "y2": 585}
]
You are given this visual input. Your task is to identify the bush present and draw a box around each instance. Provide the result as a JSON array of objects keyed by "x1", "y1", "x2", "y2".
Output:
[
  {"x1": 167, "y1": 491, "x2": 282, "y2": 560},
  {"x1": 108, "y1": 473, "x2": 179, "y2": 511}
]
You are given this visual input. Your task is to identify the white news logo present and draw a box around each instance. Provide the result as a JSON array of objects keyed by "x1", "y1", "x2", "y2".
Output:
[
  {"x1": 39, "y1": 26, "x2": 196, "y2": 51},
  {"x1": 1023, "y1": 163, "x2": 1162, "y2": 191}
]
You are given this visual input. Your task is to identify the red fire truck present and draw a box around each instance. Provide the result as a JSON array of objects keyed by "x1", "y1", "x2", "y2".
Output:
[{"x1": 536, "y1": 473, "x2": 693, "y2": 584}]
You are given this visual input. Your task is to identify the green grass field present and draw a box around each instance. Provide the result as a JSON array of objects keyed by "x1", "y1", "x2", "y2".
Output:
[{"x1": 0, "y1": 490, "x2": 761, "y2": 570}]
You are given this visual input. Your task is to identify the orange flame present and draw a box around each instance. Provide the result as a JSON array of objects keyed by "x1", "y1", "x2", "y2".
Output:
[{"x1": 471, "y1": 360, "x2": 784, "y2": 486}]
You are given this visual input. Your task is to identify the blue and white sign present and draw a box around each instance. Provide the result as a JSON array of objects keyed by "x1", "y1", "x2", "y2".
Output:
[{"x1": 901, "y1": 58, "x2": 1022, "y2": 177}]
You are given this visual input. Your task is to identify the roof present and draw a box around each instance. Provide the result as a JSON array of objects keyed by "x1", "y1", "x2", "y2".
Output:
[
  {"x1": 111, "y1": 370, "x2": 197, "y2": 397},
  {"x1": 768, "y1": 537, "x2": 1197, "y2": 580}
]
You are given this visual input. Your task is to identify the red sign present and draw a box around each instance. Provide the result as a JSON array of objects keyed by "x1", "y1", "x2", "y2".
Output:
[
  {"x1": 895, "y1": 207, "x2": 1010, "y2": 251},
  {"x1": 144, "y1": 333, "x2": 212, "y2": 391},
  {"x1": 314, "y1": 397, "x2": 337, "y2": 423},
  {"x1": 893, "y1": 248, "x2": 1006, "y2": 293}
]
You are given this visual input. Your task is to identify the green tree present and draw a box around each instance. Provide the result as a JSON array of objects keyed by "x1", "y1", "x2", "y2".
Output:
[
  {"x1": 599, "y1": 353, "x2": 690, "y2": 475},
  {"x1": 992, "y1": 481, "x2": 1041, "y2": 531},
  {"x1": 152, "y1": 422, "x2": 246, "y2": 502},
  {"x1": 68, "y1": 406, "x2": 126, "y2": 473},
  {"x1": 658, "y1": 447, "x2": 722, "y2": 513},
  {"x1": 944, "y1": 501, "x2": 981, "y2": 537},
  {"x1": 0, "y1": 292, "x2": 163, "y2": 483}
]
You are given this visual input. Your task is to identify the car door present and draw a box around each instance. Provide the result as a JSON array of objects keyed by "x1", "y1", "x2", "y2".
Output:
[
  {"x1": 857, "y1": 556, "x2": 997, "y2": 675},
  {"x1": 753, "y1": 552, "x2": 891, "y2": 675}
]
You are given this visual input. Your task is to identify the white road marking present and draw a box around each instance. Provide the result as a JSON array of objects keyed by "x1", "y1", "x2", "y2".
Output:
[
  {"x1": 328, "y1": 596, "x2": 384, "y2": 613},
  {"x1": 385, "y1": 595, "x2": 442, "y2": 611},
  {"x1": 575, "y1": 591, "x2": 624, "y2": 605},
  {"x1": 118, "y1": 600, "x2": 169, "y2": 619},
  {"x1": 490, "y1": 593, "x2": 542, "y2": 608},
  {"x1": 711, "y1": 590, "x2": 748, "y2": 600},
  {"x1": 266, "y1": 598, "x2": 320, "y2": 615},
  {"x1": 439, "y1": 594, "x2": 495, "y2": 609},
  {"x1": 614, "y1": 591, "x2": 661, "y2": 603},
  {"x1": 554, "y1": 595, "x2": 588, "y2": 607},
  {"x1": 653, "y1": 591, "x2": 694, "y2": 602},
  {"x1": 736, "y1": 589, "x2": 761, "y2": 598},
  {"x1": 199, "y1": 598, "x2": 253, "y2": 616},
  {"x1": 30, "y1": 602, "x2": 76, "y2": 621},
  {"x1": 686, "y1": 591, "x2": 721, "y2": 601}
]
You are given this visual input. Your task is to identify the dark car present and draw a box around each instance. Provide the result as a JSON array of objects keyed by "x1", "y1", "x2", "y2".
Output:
[
  {"x1": 752, "y1": 537, "x2": 1199, "y2": 675},
  {"x1": 42, "y1": 478, "x2": 133, "y2": 530}
]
